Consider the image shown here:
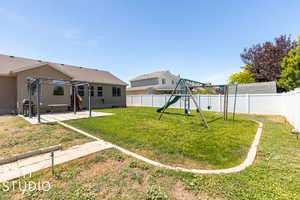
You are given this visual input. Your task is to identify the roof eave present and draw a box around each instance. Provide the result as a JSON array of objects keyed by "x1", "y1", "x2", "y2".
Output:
[{"x1": 9, "y1": 63, "x2": 74, "y2": 79}]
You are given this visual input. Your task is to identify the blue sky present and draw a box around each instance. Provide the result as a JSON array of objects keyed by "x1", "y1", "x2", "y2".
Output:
[{"x1": 0, "y1": 0, "x2": 299, "y2": 84}]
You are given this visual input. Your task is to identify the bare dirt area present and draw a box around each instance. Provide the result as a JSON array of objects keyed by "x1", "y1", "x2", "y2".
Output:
[{"x1": 0, "y1": 115, "x2": 92, "y2": 157}]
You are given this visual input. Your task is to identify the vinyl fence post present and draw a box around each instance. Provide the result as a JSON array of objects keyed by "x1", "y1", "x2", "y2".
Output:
[
  {"x1": 140, "y1": 95, "x2": 143, "y2": 106},
  {"x1": 198, "y1": 95, "x2": 200, "y2": 110},
  {"x1": 219, "y1": 94, "x2": 222, "y2": 112},
  {"x1": 247, "y1": 94, "x2": 250, "y2": 114},
  {"x1": 152, "y1": 95, "x2": 154, "y2": 107}
]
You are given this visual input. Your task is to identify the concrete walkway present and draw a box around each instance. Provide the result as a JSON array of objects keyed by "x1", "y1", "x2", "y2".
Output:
[
  {"x1": 0, "y1": 141, "x2": 113, "y2": 182},
  {"x1": 58, "y1": 121, "x2": 264, "y2": 174},
  {"x1": 20, "y1": 111, "x2": 113, "y2": 124}
]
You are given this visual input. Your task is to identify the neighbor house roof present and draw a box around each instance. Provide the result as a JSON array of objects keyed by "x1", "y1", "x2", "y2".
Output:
[
  {"x1": 126, "y1": 84, "x2": 176, "y2": 91},
  {"x1": 0, "y1": 54, "x2": 127, "y2": 86},
  {"x1": 228, "y1": 81, "x2": 277, "y2": 94},
  {"x1": 130, "y1": 70, "x2": 178, "y2": 82}
]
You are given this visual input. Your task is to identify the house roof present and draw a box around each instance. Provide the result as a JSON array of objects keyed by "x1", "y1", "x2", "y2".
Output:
[
  {"x1": 130, "y1": 70, "x2": 178, "y2": 82},
  {"x1": 0, "y1": 54, "x2": 127, "y2": 86},
  {"x1": 228, "y1": 81, "x2": 277, "y2": 94}
]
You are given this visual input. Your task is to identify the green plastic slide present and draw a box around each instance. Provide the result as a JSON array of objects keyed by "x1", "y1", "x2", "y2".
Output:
[{"x1": 156, "y1": 96, "x2": 181, "y2": 112}]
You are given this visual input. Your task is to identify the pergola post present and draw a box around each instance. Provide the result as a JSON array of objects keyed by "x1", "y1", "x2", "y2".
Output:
[
  {"x1": 28, "y1": 82, "x2": 32, "y2": 118},
  {"x1": 36, "y1": 79, "x2": 41, "y2": 123},
  {"x1": 73, "y1": 85, "x2": 77, "y2": 115},
  {"x1": 88, "y1": 83, "x2": 92, "y2": 117}
]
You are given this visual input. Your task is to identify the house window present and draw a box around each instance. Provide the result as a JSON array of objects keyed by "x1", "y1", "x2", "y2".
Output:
[
  {"x1": 162, "y1": 78, "x2": 166, "y2": 85},
  {"x1": 78, "y1": 85, "x2": 85, "y2": 96},
  {"x1": 172, "y1": 80, "x2": 175, "y2": 85},
  {"x1": 113, "y1": 87, "x2": 121, "y2": 97},
  {"x1": 97, "y1": 86, "x2": 103, "y2": 96},
  {"x1": 53, "y1": 81, "x2": 64, "y2": 96},
  {"x1": 112, "y1": 87, "x2": 117, "y2": 96},
  {"x1": 27, "y1": 83, "x2": 37, "y2": 96},
  {"x1": 90, "y1": 86, "x2": 94, "y2": 97},
  {"x1": 53, "y1": 85, "x2": 64, "y2": 96}
]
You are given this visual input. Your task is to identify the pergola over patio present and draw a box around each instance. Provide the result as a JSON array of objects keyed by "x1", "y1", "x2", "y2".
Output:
[{"x1": 26, "y1": 76, "x2": 94, "y2": 124}]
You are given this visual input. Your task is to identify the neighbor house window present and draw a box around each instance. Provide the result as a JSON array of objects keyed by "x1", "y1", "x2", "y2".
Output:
[
  {"x1": 162, "y1": 78, "x2": 166, "y2": 85},
  {"x1": 53, "y1": 81, "x2": 64, "y2": 96},
  {"x1": 90, "y1": 86, "x2": 94, "y2": 96},
  {"x1": 172, "y1": 80, "x2": 175, "y2": 84},
  {"x1": 78, "y1": 85, "x2": 85, "y2": 96},
  {"x1": 113, "y1": 87, "x2": 121, "y2": 97},
  {"x1": 97, "y1": 86, "x2": 103, "y2": 96}
]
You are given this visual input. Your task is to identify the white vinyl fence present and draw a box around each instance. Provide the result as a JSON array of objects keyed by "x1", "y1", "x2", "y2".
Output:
[{"x1": 126, "y1": 88, "x2": 300, "y2": 131}]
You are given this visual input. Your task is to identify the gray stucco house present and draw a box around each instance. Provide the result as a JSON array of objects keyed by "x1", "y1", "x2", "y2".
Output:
[
  {"x1": 127, "y1": 71, "x2": 180, "y2": 95},
  {"x1": 228, "y1": 81, "x2": 277, "y2": 94},
  {"x1": 0, "y1": 54, "x2": 127, "y2": 114}
]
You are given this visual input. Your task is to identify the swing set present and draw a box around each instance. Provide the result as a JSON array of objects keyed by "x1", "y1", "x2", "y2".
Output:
[{"x1": 157, "y1": 78, "x2": 238, "y2": 128}]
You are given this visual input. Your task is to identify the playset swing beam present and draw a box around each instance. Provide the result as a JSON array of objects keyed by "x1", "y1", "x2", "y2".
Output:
[{"x1": 157, "y1": 78, "x2": 239, "y2": 128}]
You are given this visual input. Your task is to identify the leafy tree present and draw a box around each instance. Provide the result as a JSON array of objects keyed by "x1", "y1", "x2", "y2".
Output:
[
  {"x1": 229, "y1": 65, "x2": 255, "y2": 84},
  {"x1": 241, "y1": 35, "x2": 296, "y2": 82},
  {"x1": 278, "y1": 37, "x2": 300, "y2": 91}
]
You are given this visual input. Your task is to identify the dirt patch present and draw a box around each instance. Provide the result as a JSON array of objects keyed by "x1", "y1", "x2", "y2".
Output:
[
  {"x1": 77, "y1": 159, "x2": 122, "y2": 181},
  {"x1": 172, "y1": 181, "x2": 225, "y2": 200},
  {"x1": 266, "y1": 115, "x2": 286, "y2": 123},
  {"x1": 0, "y1": 116, "x2": 92, "y2": 157},
  {"x1": 172, "y1": 181, "x2": 199, "y2": 200}
]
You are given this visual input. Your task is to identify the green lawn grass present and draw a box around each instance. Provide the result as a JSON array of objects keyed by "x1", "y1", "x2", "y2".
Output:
[
  {"x1": 1, "y1": 113, "x2": 299, "y2": 199},
  {"x1": 67, "y1": 107, "x2": 258, "y2": 169}
]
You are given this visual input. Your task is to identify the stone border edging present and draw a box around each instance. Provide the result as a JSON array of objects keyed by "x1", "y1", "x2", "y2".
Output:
[
  {"x1": 0, "y1": 144, "x2": 62, "y2": 165},
  {"x1": 58, "y1": 121, "x2": 263, "y2": 174}
]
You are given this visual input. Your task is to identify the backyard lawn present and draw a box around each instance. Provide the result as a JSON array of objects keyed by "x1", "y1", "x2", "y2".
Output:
[
  {"x1": 0, "y1": 116, "x2": 92, "y2": 158},
  {"x1": 67, "y1": 107, "x2": 258, "y2": 169},
  {"x1": 1, "y1": 114, "x2": 298, "y2": 200}
]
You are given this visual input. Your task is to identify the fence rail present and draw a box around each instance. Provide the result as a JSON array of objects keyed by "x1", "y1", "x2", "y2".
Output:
[{"x1": 126, "y1": 88, "x2": 300, "y2": 131}]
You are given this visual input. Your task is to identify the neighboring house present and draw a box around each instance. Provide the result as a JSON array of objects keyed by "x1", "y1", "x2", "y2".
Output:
[
  {"x1": 228, "y1": 81, "x2": 277, "y2": 94},
  {"x1": 0, "y1": 54, "x2": 127, "y2": 114},
  {"x1": 127, "y1": 71, "x2": 180, "y2": 95}
]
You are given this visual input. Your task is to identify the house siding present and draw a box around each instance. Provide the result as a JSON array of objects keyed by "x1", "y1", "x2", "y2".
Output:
[
  {"x1": 0, "y1": 76, "x2": 17, "y2": 114},
  {"x1": 131, "y1": 78, "x2": 159, "y2": 87},
  {"x1": 127, "y1": 71, "x2": 179, "y2": 95},
  {"x1": 15, "y1": 65, "x2": 126, "y2": 113},
  {"x1": 80, "y1": 84, "x2": 126, "y2": 108},
  {"x1": 16, "y1": 65, "x2": 72, "y2": 113}
]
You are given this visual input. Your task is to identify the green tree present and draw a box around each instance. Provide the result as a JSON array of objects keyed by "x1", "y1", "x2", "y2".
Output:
[
  {"x1": 229, "y1": 65, "x2": 255, "y2": 84},
  {"x1": 278, "y1": 37, "x2": 300, "y2": 91}
]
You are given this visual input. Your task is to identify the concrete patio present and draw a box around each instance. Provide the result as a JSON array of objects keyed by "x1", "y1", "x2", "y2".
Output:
[{"x1": 19, "y1": 110, "x2": 113, "y2": 124}]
